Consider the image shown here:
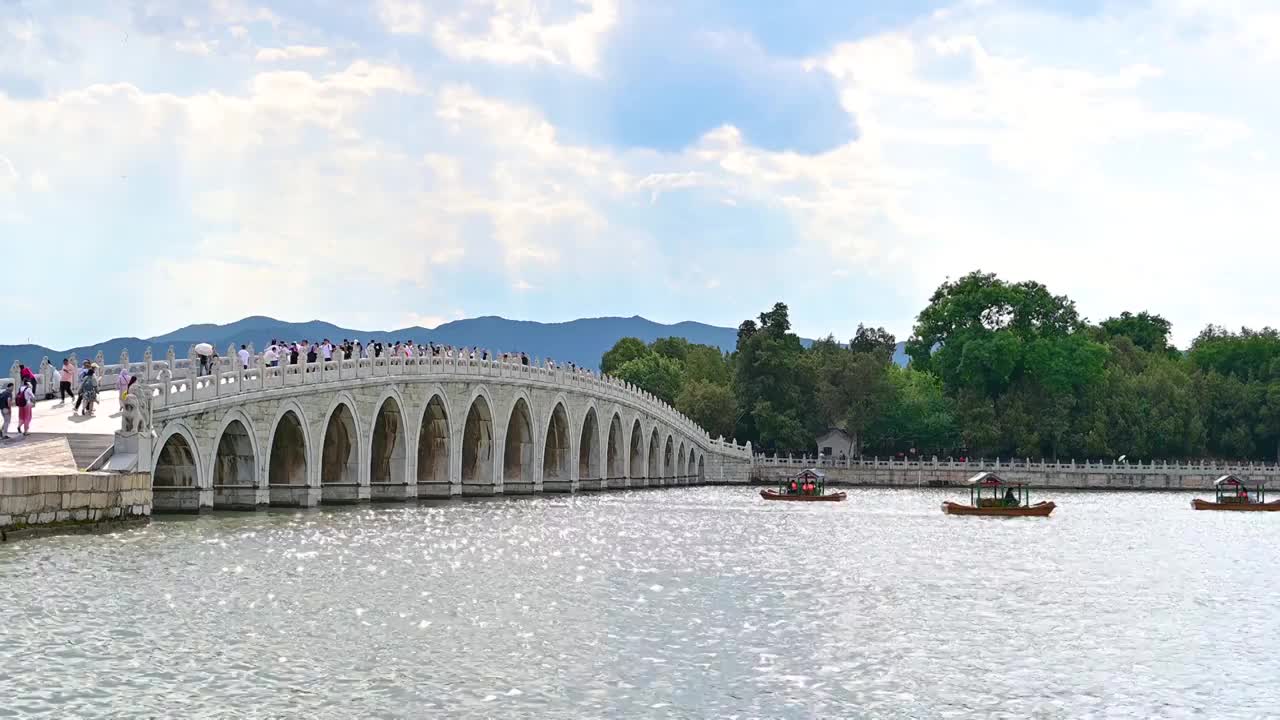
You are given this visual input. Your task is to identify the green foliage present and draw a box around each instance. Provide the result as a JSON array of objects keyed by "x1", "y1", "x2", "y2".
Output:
[
  {"x1": 683, "y1": 344, "x2": 733, "y2": 386},
  {"x1": 733, "y1": 303, "x2": 818, "y2": 449},
  {"x1": 1099, "y1": 311, "x2": 1175, "y2": 355},
  {"x1": 602, "y1": 278, "x2": 1280, "y2": 463},
  {"x1": 604, "y1": 334, "x2": 736, "y2": 436},
  {"x1": 614, "y1": 354, "x2": 685, "y2": 405},
  {"x1": 864, "y1": 367, "x2": 958, "y2": 454},
  {"x1": 1188, "y1": 326, "x2": 1280, "y2": 381},
  {"x1": 850, "y1": 324, "x2": 897, "y2": 356},
  {"x1": 677, "y1": 380, "x2": 737, "y2": 440},
  {"x1": 601, "y1": 337, "x2": 650, "y2": 376},
  {"x1": 811, "y1": 340, "x2": 894, "y2": 454}
]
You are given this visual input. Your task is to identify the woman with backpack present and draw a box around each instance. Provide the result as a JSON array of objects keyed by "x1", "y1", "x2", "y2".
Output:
[{"x1": 15, "y1": 380, "x2": 35, "y2": 435}]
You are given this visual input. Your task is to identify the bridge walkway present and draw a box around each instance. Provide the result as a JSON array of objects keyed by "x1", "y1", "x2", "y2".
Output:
[{"x1": 0, "y1": 391, "x2": 120, "y2": 476}]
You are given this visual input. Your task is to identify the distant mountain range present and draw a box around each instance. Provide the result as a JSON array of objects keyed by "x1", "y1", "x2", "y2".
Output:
[{"x1": 3, "y1": 315, "x2": 910, "y2": 371}]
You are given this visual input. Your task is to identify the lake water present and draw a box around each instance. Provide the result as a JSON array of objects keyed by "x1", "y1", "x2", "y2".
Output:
[{"x1": 2, "y1": 487, "x2": 1278, "y2": 719}]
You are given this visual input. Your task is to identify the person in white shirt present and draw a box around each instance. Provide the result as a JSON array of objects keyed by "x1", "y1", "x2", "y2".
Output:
[
  {"x1": 321, "y1": 340, "x2": 333, "y2": 362},
  {"x1": 263, "y1": 345, "x2": 279, "y2": 367},
  {"x1": 238, "y1": 345, "x2": 250, "y2": 369}
]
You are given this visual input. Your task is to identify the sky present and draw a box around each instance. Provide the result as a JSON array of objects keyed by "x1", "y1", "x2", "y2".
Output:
[{"x1": 2, "y1": 0, "x2": 1279, "y2": 349}]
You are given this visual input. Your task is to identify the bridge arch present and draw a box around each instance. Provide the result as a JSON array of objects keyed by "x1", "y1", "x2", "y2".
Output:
[
  {"x1": 503, "y1": 394, "x2": 537, "y2": 493},
  {"x1": 578, "y1": 405, "x2": 602, "y2": 485},
  {"x1": 267, "y1": 401, "x2": 311, "y2": 490},
  {"x1": 209, "y1": 409, "x2": 259, "y2": 506},
  {"x1": 369, "y1": 389, "x2": 409, "y2": 488},
  {"x1": 628, "y1": 418, "x2": 644, "y2": 483},
  {"x1": 663, "y1": 434, "x2": 675, "y2": 479},
  {"x1": 698, "y1": 454, "x2": 705, "y2": 482},
  {"x1": 416, "y1": 391, "x2": 451, "y2": 496},
  {"x1": 677, "y1": 443, "x2": 687, "y2": 483},
  {"x1": 319, "y1": 394, "x2": 361, "y2": 500},
  {"x1": 541, "y1": 399, "x2": 572, "y2": 490},
  {"x1": 154, "y1": 421, "x2": 202, "y2": 489},
  {"x1": 607, "y1": 412, "x2": 625, "y2": 484},
  {"x1": 461, "y1": 387, "x2": 496, "y2": 495},
  {"x1": 647, "y1": 426, "x2": 661, "y2": 480}
]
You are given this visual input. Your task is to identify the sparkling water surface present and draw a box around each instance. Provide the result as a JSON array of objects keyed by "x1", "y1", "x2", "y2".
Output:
[{"x1": 2, "y1": 487, "x2": 1279, "y2": 719}]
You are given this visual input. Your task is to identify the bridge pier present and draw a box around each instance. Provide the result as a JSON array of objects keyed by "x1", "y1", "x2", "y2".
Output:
[
  {"x1": 269, "y1": 485, "x2": 320, "y2": 507},
  {"x1": 416, "y1": 480, "x2": 453, "y2": 499},
  {"x1": 320, "y1": 484, "x2": 367, "y2": 505},
  {"x1": 371, "y1": 483, "x2": 415, "y2": 502},
  {"x1": 214, "y1": 485, "x2": 261, "y2": 509},
  {"x1": 461, "y1": 482, "x2": 497, "y2": 497}
]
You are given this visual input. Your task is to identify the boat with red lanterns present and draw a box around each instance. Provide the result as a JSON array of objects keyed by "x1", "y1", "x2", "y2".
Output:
[{"x1": 760, "y1": 468, "x2": 847, "y2": 502}]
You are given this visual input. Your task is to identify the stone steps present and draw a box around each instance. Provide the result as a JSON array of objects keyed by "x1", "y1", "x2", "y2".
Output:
[{"x1": 15, "y1": 433, "x2": 115, "y2": 471}]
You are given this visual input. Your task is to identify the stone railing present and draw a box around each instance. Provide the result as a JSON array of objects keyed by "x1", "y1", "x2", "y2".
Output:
[
  {"x1": 754, "y1": 455, "x2": 1280, "y2": 475},
  {"x1": 13, "y1": 345, "x2": 753, "y2": 459}
]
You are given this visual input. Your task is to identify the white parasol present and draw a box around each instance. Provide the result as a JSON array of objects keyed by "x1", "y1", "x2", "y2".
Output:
[{"x1": 194, "y1": 343, "x2": 214, "y2": 357}]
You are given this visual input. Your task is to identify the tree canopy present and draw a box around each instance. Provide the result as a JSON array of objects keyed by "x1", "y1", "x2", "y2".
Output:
[{"x1": 598, "y1": 273, "x2": 1280, "y2": 462}]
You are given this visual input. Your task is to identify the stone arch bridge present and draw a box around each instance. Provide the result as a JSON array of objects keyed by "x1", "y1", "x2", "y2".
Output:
[{"x1": 105, "y1": 351, "x2": 752, "y2": 511}]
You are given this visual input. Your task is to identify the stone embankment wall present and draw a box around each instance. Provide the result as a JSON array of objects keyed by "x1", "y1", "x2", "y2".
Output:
[
  {"x1": 0, "y1": 473, "x2": 151, "y2": 535},
  {"x1": 751, "y1": 458, "x2": 1273, "y2": 491}
]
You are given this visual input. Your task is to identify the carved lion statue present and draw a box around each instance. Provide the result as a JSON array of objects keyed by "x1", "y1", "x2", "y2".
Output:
[{"x1": 121, "y1": 386, "x2": 152, "y2": 435}]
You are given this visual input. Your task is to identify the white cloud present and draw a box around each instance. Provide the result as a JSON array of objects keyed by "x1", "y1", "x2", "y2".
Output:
[
  {"x1": 173, "y1": 39, "x2": 214, "y2": 55},
  {"x1": 376, "y1": 0, "x2": 429, "y2": 34},
  {"x1": 254, "y1": 45, "x2": 332, "y2": 62},
  {"x1": 8, "y1": 0, "x2": 1280, "y2": 346},
  {"x1": 376, "y1": 0, "x2": 618, "y2": 74}
]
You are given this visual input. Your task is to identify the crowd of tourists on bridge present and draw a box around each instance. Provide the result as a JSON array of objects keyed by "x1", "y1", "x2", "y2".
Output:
[
  {"x1": 5, "y1": 337, "x2": 598, "y2": 440},
  {"x1": 192, "y1": 338, "x2": 599, "y2": 377}
]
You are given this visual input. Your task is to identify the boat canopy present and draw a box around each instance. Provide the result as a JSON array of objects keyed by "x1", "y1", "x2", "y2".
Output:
[
  {"x1": 966, "y1": 471, "x2": 1026, "y2": 487},
  {"x1": 1214, "y1": 474, "x2": 1262, "y2": 488},
  {"x1": 795, "y1": 469, "x2": 826, "y2": 481}
]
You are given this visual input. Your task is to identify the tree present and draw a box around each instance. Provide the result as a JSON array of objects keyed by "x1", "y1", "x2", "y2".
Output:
[
  {"x1": 677, "y1": 380, "x2": 737, "y2": 440},
  {"x1": 850, "y1": 324, "x2": 897, "y2": 357},
  {"x1": 615, "y1": 354, "x2": 685, "y2": 405},
  {"x1": 683, "y1": 343, "x2": 733, "y2": 386},
  {"x1": 734, "y1": 303, "x2": 816, "y2": 449},
  {"x1": 1099, "y1": 311, "x2": 1175, "y2": 355},
  {"x1": 864, "y1": 367, "x2": 958, "y2": 455},
  {"x1": 904, "y1": 271, "x2": 1107, "y2": 458},
  {"x1": 811, "y1": 340, "x2": 894, "y2": 455},
  {"x1": 651, "y1": 337, "x2": 691, "y2": 363},
  {"x1": 1188, "y1": 325, "x2": 1280, "y2": 381},
  {"x1": 601, "y1": 337, "x2": 650, "y2": 376},
  {"x1": 907, "y1": 270, "x2": 1082, "y2": 390}
]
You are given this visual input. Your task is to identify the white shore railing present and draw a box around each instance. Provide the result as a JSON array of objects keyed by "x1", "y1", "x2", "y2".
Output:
[
  {"x1": 11, "y1": 346, "x2": 753, "y2": 459},
  {"x1": 754, "y1": 455, "x2": 1280, "y2": 475}
]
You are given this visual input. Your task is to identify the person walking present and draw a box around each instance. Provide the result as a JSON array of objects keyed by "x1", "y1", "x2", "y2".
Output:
[
  {"x1": 18, "y1": 363, "x2": 36, "y2": 394},
  {"x1": 238, "y1": 344, "x2": 250, "y2": 370},
  {"x1": 73, "y1": 360, "x2": 91, "y2": 412},
  {"x1": 116, "y1": 365, "x2": 132, "y2": 399},
  {"x1": 16, "y1": 380, "x2": 35, "y2": 435},
  {"x1": 79, "y1": 369, "x2": 98, "y2": 417},
  {"x1": 59, "y1": 358, "x2": 75, "y2": 404},
  {"x1": 0, "y1": 382, "x2": 13, "y2": 440}
]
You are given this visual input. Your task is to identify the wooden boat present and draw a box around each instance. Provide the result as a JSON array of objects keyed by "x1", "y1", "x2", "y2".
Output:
[
  {"x1": 761, "y1": 468, "x2": 846, "y2": 502},
  {"x1": 761, "y1": 489, "x2": 847, "y2": 502},
  {"x1": 1192, "y1": 475, "x2": 1280, "y2": 511},
  {"x1": 941, "y1": 500, "x2": 1055, "y2": 516},
  {"x1": 941, "y1": 472, "x2": 1055, "y2": 517}
]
